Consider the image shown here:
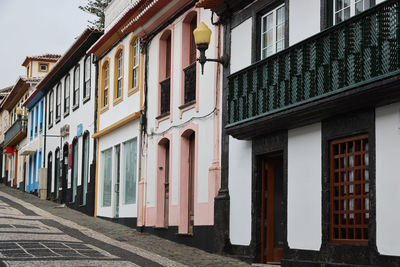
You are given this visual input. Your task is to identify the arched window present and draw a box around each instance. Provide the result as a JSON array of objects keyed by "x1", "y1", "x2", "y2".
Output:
[
  {"x1": 55, "y1": 83, "x2": 61, "y2": 120},
  {"x1": 54, "y1": 148, "x2": 60, "y2": 200},
  {"x1": 83, "y1": 55, "x2": 91, "y2": 100},
  {"x1": 73, "y1": 65, "x2": 80, "y2": 108},
  {"x1": 159, "y1": 30, "x2": 172, "y2": 115},
  {"x1": 102, "y1": 61, "x2": 110, "y2": 108},
  {"x1": 72, "y1": 138, "x2": 78, "y2": 203},
  {"x1": 81, "y1": 131, "x2": 90, "y2": 206},
  {"x1": 64, "y1": 75, "x2": 70, "y2": 115},
  {"x1": 114, "y1": 47, "x2": 124, "y2": 102},
  {"x1": 182, "y1": 12, "x2": 197, "y2": 105}
]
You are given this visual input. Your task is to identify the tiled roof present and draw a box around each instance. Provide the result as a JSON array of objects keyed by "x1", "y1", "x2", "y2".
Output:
[
  {"x1": 195, "y1": 0, "x2": 224, "y2": 9},
  {"x1": 22, "y1": 54, "x2": 61, "y2": 66},
  {"x1": 0, "y1": 86, "x2": 13, "y2": 93}
]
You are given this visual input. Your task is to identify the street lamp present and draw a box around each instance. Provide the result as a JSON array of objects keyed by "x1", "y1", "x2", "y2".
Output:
[{"x1": 193, "y1": 22, "x2": 229, "y2": 74}]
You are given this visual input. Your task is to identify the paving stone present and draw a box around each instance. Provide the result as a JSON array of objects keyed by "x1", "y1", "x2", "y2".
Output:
[{"x1": 0, "y1": 184, "x2": 250, "y2": 266}]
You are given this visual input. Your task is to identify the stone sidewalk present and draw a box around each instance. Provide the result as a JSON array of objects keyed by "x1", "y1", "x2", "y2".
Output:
[{"x1": 0, "y1": 184, "x2": 250, "y2": 267}]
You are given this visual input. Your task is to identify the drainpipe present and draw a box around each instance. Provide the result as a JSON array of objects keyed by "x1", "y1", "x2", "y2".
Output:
[{"x1": 138, "y1": 40, "x2": 149, "y2": 231}]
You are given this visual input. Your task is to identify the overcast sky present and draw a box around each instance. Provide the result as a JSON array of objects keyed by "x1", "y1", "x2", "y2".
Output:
[{"x1": 0, "y1": 0, "x2": 96, "y2": 89}]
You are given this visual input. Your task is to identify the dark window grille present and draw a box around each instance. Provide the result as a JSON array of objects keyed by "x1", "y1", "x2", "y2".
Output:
[
  {"x1": 184, "y1": 62, "x2": 196, "y2": 104},
  {"x1": 330, "y1": 134, "x2": 369, "y2": 244},
  {"x1": 160, "y1": 78, "x2": 170, "y2": 115}
]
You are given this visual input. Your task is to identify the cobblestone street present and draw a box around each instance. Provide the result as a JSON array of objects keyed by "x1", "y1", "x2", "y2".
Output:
[{"x1": 0, "y1": 184, "x2": 249, "y2": 267}]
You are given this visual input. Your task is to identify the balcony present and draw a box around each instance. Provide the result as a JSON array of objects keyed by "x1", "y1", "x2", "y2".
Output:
[
  {"x1": 4, "y1": 118, "x2": 27, "y2": 147},
  {"x1": 227, "y1": 0, "x2": 400, "y2": 138}
]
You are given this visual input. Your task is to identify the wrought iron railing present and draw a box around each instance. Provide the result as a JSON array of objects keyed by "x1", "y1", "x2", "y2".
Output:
[
  {"x1": 184, "y1": 62, "x2": 197, "y2": 104},
  {"x1": 227, "y1": 0, "x2": 400, "y2": 126},
  {"x1": 4, "y1": 118, "x2": 27, "y2": 146},
  {"x1": 160, "y1": 77, "x2": 171, "y2": 115}
]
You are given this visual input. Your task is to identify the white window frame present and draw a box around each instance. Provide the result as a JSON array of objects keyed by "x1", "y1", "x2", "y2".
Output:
[
  {"x1": 260, "y1": 4, "x2": 285, "y2": 60},
  {"x1": 84, "y1": 56, "x2": 91, "y2": 100},
  {"x1": 104, "y1": 63, "x2": 109, "y2": 107},
  {"x1": 132, "y1": 39, "x2": 139, "y2": 90},
  {"x1": 333, "y1": 0, "x2": 372, "y2": 25},
  {"x1": 56, "y1": 83, "x2": 61, "y2": 120},
  {"x1": 117, "y1": 51, "x2": 123, "y2": 99}
]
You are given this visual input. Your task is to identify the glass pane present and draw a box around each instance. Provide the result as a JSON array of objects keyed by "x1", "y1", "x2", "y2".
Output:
[
  {"x1": 266, "y1": 13, "x2": 273, "y2": 31},
  {"x1": 277, "y1": 24, "x2": 284, "y2": 41},
  {"x1": 124, "y1": 138, "x2": 137, "y2": 204},
  {"x1": 335, "y1": 12, "x2": 343, "y2": 24},
  {"x1": 356, "y1": 1, "x2": 363, "y2": 14},
  {"x1": 277, "y1": 7, "x2": 285, "y2": 25},
  {"x1": 344, "y1": 0, "x2": 350, "y2": 7},
  {"x1": 276, "y1": 40, "x2": 284, "y2": 53},
  {"x1": 102, "y1": 149, "x2": 112, "y2": 207},
  {"x1": 336, "y1": 0, "x2": 343, "y2": 11},
  {"x1": 344, "y1": 7, "x2": 350, "y2": 20}
]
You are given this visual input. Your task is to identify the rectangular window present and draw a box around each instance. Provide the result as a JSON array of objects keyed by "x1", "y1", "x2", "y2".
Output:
[
  {"x1": 48, "y1": 91, "x2": 54, "y2": 127},
  {"x1": 103, "y1": 63, "x2": 109, "y2": 107},
  {"x1": 34, "y1": 105, "x2": 38, "y2": 137},
  {"x1": 73, "y1": 66, "x2": 80, "y2": 108},
  {"x1": 64, "y1": 76, "x2": 70, "y2": 114},
  {"x1": 132, "y1": 39, "x2": 139, "y2": 89},
  {"x1": 30, "y1": 110, "x2": 34, "y2": 140},
  {"x1": 330, "y1": 134, "x2": 369, "y2": 244},
  {"x1": 39, "y1": 99, "x2": 44, "y2": 133},
  {"x1": 117, "y1": 51, "x2": 123, "y2": 99},
  {"x1": 334, "y1": 0, "x2": 373, "y2": 25},
  {"x1": 84, "y1": 56, "x2": 91, "y2": 99},
  {"x1": 102, "y1": 148, "x2": 112, "y2": 207},
  {"x1": 261, "y1": 4, "x2": 285, "y2": 59},
  {"x1": 39, "y1": 63, "x2": 48, "y2": 72},
  {"x1": 124, "y1": 138, "x2": 137, "y2": 204},
  {"x1": 56, "y1": 84, "x2": 61, "y2": 120}
]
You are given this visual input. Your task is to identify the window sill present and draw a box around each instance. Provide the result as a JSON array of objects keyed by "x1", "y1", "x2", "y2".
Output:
[
  {"x1": 55, "y1": 117, "x2": 61, "y2": 124},
  {"x1": 155, "y1": 112, "x2": 170, "y2": 120},
  {"x1": 113, "y1": 97, "x2": 123, "y2": 106},
  {"x1": 178, "y1": 100, "x2": 196, "y2": 110},
  {"x1": 100, "y1": 105, "x2": 109, "y2": 114},
  {"x1": 83, "y1": 96, "x2": 90, "y2": 105},
  {"x1": 63, "y1": 111, "x2": 69, "y2": 119},
  {"x1": 72, "y1": 104, "x2": 79, "y2": 111},
  {"x1": 179, "y1": 101, "x2": 196, "y2": 118},
  {"x1": 48, "y1": 124, "x2": 53, "y2": 130},
  {"x1": 128, "y1": 87, "x2": 139, "y2": 97}
]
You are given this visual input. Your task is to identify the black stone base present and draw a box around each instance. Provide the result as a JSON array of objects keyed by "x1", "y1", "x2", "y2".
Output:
[
  {"x1": 98, "y1": 216, "x2": 138, "y2": 229},
  {"x1": 282, "y1": 259, "x2": 374, "y2": 267},
  {"x1": 140, "y1": 225, "x2": 215, "y2": 253}
]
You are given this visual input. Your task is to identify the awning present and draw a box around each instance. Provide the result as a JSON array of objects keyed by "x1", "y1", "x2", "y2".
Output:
[{"x1": 18, "y1": 138, "x2": 39, "y2": 156}]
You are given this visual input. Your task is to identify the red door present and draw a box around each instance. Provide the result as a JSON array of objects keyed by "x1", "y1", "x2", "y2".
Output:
[{"x1": 261, "y1": 156, "x2": 284, "y2": 264}]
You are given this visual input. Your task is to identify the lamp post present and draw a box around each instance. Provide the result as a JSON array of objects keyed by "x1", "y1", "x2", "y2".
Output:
[{"x1": 193, "y1": 22, "x2": 229, "y2": 74}]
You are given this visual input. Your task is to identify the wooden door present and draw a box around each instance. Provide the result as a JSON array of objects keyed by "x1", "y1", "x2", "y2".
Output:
[
  {"x1": 261, "y1": 157, "x2": 284, "y2": 264},
  {"x1": 164, "y1": 142, "x2": 170, "y2": 227},
  {"x1": 188, "y1": 133, "x2": 195, "y2": 234}
]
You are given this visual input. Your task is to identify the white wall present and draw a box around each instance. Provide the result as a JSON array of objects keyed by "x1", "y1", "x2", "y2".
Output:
[
  {"x1": 46, "y1": 54, "x2": 96, "y2": 194},
  {"x1": 228, "y1": 136, "x2": 252, "y2": 245},
  {"x1": 289, "y1": 0, "x2": 320, "y2": 46},
  {"x1": 376, "y1": 102, "x2": 400, "y2": 256},
  {"x1": 230, "y1": 18, "x2": 252, "y2": 74},
  {"x1": 98, "y1": 32, "x2": 141, "y2": 131},
  {"x1": 288, "y1": 123, "x2": 321, "y2": 250}
]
